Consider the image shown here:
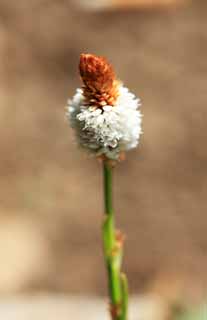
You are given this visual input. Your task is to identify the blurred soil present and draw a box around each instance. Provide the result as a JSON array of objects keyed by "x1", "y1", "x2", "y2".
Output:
[
  {"x1": 0, "y1": 295, "x2": 167, "y2": 320},
  {"x1": 0, "y1": 0, "x2": 207, "y2": 300}
]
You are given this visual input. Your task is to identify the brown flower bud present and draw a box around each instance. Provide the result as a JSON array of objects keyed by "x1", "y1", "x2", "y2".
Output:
[{"x1": 79, "y1": 53, "x2": 119, "y2": 107}]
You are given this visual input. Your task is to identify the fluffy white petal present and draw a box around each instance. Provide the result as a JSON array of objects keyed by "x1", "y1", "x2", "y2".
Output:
[{"x1": 67, "y1": 85, "x2": 142, "y2": 160}]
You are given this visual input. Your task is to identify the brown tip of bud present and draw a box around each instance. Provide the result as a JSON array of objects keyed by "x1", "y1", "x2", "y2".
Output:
[
  {"x1": 79, "y1": 53, "x2": 115, "y2": 92},
  {"x1": 79, "y1": 53, "x2": 119, "y2": 107}
]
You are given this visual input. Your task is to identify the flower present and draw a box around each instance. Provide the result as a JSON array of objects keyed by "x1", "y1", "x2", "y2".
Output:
[{"x1": 67, "y1": 53, "x2": 142, "y2": 160}]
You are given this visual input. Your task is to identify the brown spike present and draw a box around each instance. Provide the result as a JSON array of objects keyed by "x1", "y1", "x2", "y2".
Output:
[{"x1": 79, "y1": 53, "x2": 119, "y2": 107}]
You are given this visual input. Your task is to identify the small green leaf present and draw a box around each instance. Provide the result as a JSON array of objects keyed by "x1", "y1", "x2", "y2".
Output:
[{"x1": 120, "y1": 273, "x2": 129, "y2": 320}]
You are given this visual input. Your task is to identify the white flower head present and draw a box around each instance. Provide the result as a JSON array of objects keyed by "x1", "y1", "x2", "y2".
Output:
[{"x1": 67, "y1": 54, "x2": 142, "y2": 160}]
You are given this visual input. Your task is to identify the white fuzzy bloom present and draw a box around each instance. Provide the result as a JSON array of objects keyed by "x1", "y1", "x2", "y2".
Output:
[{"x1": 67, "y1": 85, "x2": 142, "y2": 160}]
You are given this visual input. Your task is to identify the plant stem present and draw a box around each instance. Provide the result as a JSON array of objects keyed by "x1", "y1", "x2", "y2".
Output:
[{"x1": 102, "y1": 161, "x2": 128, "y2": 320}]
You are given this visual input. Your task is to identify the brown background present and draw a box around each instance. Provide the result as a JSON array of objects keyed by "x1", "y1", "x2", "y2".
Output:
[{"x1": 0, "y1": 0, "x2": 207, "y2": 300}]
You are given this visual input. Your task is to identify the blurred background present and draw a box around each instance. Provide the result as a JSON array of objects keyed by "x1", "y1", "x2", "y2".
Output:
[{"x1": 0, "y1": 0, "x2": 207, "y2": 318}]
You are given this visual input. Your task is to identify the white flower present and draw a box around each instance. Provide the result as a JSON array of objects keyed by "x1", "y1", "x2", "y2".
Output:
[{"x1": 67, "y1": 85, "x2": 142, "y2": 160}]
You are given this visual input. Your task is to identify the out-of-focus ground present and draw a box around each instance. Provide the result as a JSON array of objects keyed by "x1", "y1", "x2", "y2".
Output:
[
  {"x1": 0, "y1": 0, "x2": 207, "y2": 306},
  {"x1": 0, "y1": 295, "x2": 167, "y2": 320}
]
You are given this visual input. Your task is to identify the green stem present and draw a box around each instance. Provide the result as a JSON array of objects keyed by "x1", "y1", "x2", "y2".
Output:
[{"x1": 102, "y1": 161, "x2": 128, "y2": 320}]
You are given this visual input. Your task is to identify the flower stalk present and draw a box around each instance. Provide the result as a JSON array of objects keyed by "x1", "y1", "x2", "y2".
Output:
[
  {"x1": 67, "y1": 53, "x2": 142, "y2": 320},
  {"x1": 102, "y1": 161, "x2": 128, "y2": 320}
]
